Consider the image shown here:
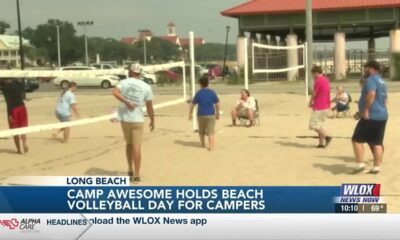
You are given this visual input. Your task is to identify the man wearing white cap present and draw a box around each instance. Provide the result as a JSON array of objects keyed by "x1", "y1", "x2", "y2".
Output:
[{"x1": 112, "y1": 63, "x2": 154, "y2": 183}]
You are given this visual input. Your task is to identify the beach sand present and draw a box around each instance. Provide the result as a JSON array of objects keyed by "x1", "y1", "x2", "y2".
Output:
[{"x1": 1, "y1": 91, "x2": 399, "y2": 212}]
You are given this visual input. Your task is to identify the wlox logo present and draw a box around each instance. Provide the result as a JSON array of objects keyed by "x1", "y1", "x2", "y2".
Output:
[
  {"x1": 336, "y1": 184, "x2": 382, "y2": 204},
  {"x1": 341, "y1": 184, "x2": 380, "y2": 196},
  {"x1": 0, "y1": 219, "x2": 19, "y2": 230}
]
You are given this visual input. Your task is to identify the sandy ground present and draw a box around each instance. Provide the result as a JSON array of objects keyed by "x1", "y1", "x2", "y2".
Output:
[{"x1": 0, "y1": 90, "x2": 399, "y2": 212}]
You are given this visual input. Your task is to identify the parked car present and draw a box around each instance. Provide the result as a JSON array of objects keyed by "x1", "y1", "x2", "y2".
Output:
[
  {"x1": 170, "y1": 65, "x2": 208, "y2": 77},
  {"x1": 91, "y1": 63, "x2": 118, "y2": 70},
  {"x1": 25, "y1": 78, "x2": 40, "y2": 92},
  {"x1": 53, "y1": 66, "x2": 120, "y2": 89},
  {"x1": 155, "y1": 70, "x2": 179, "y2": 83},
  {"x1": 141, "y1": 71, "x2": 157, "y2": 84},
  {"x1": 204, "y1": 64, "x2": 222, "y2": 79},
  {"x1": 0, "y1": 78, "x2": 39, "y2": 93}
]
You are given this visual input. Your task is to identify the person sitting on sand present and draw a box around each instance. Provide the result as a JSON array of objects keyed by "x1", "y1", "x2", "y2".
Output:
[
  {"x1": 330, "y1": 86, "x2": 349, "y2": 118},
  {"x1": 189, "y1": 77, "x2": 220, "y2": 151},
  {"x1": 231, "y1": 89, "x2": 256, "y2": 127}
]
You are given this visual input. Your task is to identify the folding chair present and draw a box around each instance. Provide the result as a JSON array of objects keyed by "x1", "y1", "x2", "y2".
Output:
[
  {"x1": 337, "y1": 92, "x2": 352, "y2": 118},
  {"x1": 239, "y1": 99, "x2": 260, "y2": 126}
]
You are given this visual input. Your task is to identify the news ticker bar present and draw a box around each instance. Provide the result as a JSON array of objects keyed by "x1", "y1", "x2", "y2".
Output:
[
  {"x1": 0, "y1": 186, "x2": 389, "y2": 214},
  {"x1": 1, "y1": 214, "x2": 400, "y2": 240}
]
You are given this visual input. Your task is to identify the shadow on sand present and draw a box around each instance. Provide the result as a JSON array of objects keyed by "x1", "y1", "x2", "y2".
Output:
[
  {"x1": 313, "y1": 163, "x2": 354, "y2": 175},
  {"x1": 85, "y1": 167, "x2": 126, "y2": 176},
  {"x1": 274, "y1": 141, "x2": 315, "y2": 149},
  {"x1": 174, "y1": 140, "x2": 203, "y2": 149}
]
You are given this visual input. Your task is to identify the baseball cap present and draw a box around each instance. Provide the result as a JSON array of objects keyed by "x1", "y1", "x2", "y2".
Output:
[
  {"x1": 364, "y1": 60, "x2": 380, "y2": 71},
  {"x1": 129, "y1": 63, "x2": 142, "y2": 73}
]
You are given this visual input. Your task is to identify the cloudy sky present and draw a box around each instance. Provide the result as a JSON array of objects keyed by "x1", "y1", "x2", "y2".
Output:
[
  {"x1": 0, "y1": 0, "x2": 244, "y2": 43},
  {"x1": 0, "y1": 0, "x2": 389, "y2": 48}
]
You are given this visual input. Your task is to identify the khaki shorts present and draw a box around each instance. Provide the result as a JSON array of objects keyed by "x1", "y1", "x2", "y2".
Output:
[
  {"x1": 238, "y1": 108, "x2": 249, "y2": 118},
  {"x1": 197, "y1": 116, "x2": 216, "y2": 135},
  {"x1": 309, "y1": 110, "x2": 330, "y2": 130},
  {"x1": 121, "y1": 122, "x2": 144, "y2": 145}
]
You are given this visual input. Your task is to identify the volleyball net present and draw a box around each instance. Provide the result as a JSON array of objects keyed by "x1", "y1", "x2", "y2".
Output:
[{"x1": 0, "y1": 61, "x2": 191, "y2": 139}]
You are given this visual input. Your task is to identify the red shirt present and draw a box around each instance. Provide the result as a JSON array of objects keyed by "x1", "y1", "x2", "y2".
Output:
[{"x1": 312, "y1": 75, "x2": 331, "y2": 111}]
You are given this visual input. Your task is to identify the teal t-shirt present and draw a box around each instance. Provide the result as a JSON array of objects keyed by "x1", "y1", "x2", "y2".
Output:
[
  {"x1": 358, "y1": 74, "x2": 388, "y2": 121},
  {"x1": 117, "y1": 78, "x2": 154, "y2": 123},
  {"x1": 55, "y1": 90, "x2": 76, "y2": 117}
]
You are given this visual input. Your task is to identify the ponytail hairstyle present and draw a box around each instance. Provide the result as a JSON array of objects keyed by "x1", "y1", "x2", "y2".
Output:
[{"x1": 61, "y1": 81, "x2": 77, "y2": 96}]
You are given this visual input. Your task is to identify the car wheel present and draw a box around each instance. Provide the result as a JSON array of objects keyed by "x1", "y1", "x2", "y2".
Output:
[
  {"x1": 60, "y1": 80, "x2": 69, "y2": 89},
  {"x1": 101, "y1": 80, "x2": 111, "y2": 89}
]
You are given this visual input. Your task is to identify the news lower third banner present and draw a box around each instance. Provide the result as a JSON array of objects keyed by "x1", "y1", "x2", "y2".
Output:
[{"x1": 0, "y1": 176, "x2": 398, "y2": 240}]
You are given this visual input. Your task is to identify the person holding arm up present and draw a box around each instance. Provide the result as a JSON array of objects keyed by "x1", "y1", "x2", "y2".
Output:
[
  {"x1": 112, "y1": 63, "x2": 154, "y2": 183},
  {"x1": 189, "y1": 77, "x2": 220, "y2": 151}
]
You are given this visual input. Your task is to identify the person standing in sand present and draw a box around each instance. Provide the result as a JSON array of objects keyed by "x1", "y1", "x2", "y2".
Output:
[
  {"x1": 53, "y1": 81, "x2": 79, "y2": 143},
  {"x1": 1, "y1": 78, "x2": 29, "y2": 154},
  {"x1": 112, "y1": 63, "x2": 154, "y2": 183},
  {"x1": 352, "y1": 60, "x2": 388, "y2": 175},
  {"x1": 189, "y1": 77, "x2": 220, "y2": 151},
  {"x1": 308, "y1": 66, "x2": 332, "y2": 148}
]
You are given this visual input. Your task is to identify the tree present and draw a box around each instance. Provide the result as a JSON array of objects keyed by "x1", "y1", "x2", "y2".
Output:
[
  {"x1": 195, "y1": 43, "x2": 236, "y2": 62},
  {"x1": 0, "y1": 20, "x2": 10, "y2": 34},
  {"x1": 22, "y1": 19, "x2": 84, "y2": 65},
  {"x1": 89, "y1": 37, "x2": 130, "y2": 63},
  {"x1": 130, "y1": 37, "x2": 180, "y2": 64}
]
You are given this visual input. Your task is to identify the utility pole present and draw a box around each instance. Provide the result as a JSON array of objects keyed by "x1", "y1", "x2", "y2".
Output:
[
  {"x1": 138, "y1": 29, "x2": 150, "y2": 65},
  {"x1": 16, "y1": 0, "x2": 26, "y2": 98},
  {"x1": 77, "y1": 21, "x2": 94, "y2": 65},
  {"x1": 222, "y1": 25, "x2": 231, "y2": 79},
  {"x1": 50, "y1": 19, "x2": 62, "y2": 67}
]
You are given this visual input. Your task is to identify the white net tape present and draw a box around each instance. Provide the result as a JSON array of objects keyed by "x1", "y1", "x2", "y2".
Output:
[
  {"x1": 252, "y1": 43, "x2": 305, "y2": 74},
  {"x1": 0, "y1": 98, "x2": 187, "y2": 138},
  {"x1": 0, "y1": 61, "x2": 188, "y2": 138},
  {"x1": 0, "y1": 61, "x2": 185, "y2": 78},
  {"x1": 252, "y1": 42, "x2": 305, "y2": 51}
]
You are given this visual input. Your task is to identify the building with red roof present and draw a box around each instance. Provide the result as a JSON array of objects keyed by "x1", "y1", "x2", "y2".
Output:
[
  {"x1": 121, "y1": 22, "x2": 205, "y2": 48},
  {"x1": 221, "y1": 0, "x2": 400, "y2": 80}
]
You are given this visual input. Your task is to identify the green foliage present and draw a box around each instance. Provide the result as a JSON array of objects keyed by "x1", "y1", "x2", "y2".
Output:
[
  {"x1": 194, "y1": 43, "x2": 236, "y2": 61},
  {"x1": 23, "y1": 19, "x2": 82, "y2": 65},
  {"x1": 132, "y1": 37, "x2": 180, "y2": 64},
  {"x1": 20, "y1": 19, "x2": 181, "y2": 66},
  {"x1": 392, "y1": 53, "x2": 400, "y2": 81},
  {"x1": 0, "y1": 20, "x2": 10, "y2": 34}
]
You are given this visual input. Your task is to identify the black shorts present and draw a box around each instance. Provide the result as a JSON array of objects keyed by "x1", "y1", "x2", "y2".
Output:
[{"x1": 352, "y1": 119, "x2": 387, "y2": 145}]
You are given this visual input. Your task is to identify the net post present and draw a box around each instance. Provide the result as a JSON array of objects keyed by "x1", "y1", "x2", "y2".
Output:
[
  {"x1": 182, "y1": 61, "x2": 187, "y2": 100},
  {"x1": 251, "y1": 42, "x2": 255, "y2": 75},
  {"x1": 304, "y1": 42, "x2": 310, "y2": 102},
  {"x1": 189, "y1": 31, "x2": 198, "y2": 131},
  {"x1": 244, "y1": 37, "x2": 249, "y2": 90}
]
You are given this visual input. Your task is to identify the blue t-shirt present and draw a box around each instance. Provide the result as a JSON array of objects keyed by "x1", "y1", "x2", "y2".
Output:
[
  {"x1": 192, "y1": 88, "x2": 219, "y2": 116},
  {"x1": 55, "y1": 90, "x2": 77, "y2": 117},
  {"x1": 117, "y1": 78, "x2": 154, "y2": 123},
  {"x1": 358, "y1": 74, "x2": 388, "y2": 121}
]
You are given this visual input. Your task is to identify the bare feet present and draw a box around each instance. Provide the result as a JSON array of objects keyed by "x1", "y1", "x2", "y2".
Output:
[
  {"x1": 23, "y1": 145, "x2": 29, "y2": 153},
  {"x1": 52, "y1": 132, "x2": 57, "y2": 139}
]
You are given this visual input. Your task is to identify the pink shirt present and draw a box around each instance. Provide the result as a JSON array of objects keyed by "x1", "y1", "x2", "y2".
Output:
[{"x1": 312, "y1": 75, "x2": 331, "y2": 111}]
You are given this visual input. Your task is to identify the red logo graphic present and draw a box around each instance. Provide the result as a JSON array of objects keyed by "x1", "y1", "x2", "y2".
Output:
[{"x1": 0, "y1": 219, "x2": 20, "y2": 230}]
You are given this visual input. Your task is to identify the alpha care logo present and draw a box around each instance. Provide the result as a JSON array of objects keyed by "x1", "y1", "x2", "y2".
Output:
[
  {"x1": 0, "y1": 218, "x2": 20, "y2": 230},
  {"x1": 19, "y1": 218, "x2": 41, "y2": 232}
]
